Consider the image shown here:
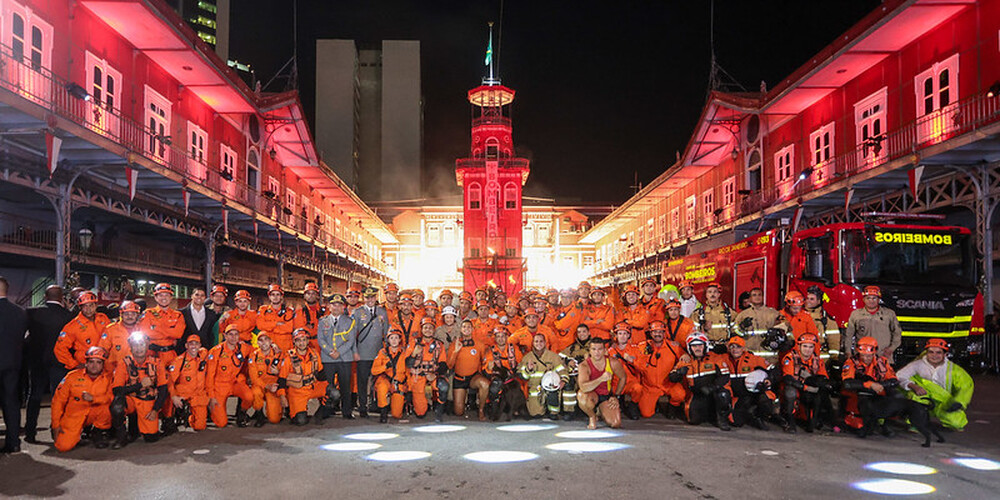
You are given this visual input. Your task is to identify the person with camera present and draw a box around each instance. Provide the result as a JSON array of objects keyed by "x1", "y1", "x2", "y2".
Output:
[
  {"x1": 669, "y1": 332, "x2": 733, "y2": 431},
  {"x1": 519, "y1": 333, "x2": 568, "y2": 420},
  {"x1": 248, "y1": 331, "x2": 286, "y2": 426},
  {"x1": 779, "y1": 332, "x2": 833, "y2": 433},
  {"x1": 726, "y1": 336, "x2": 781, "y2": 430},
  {"x1": 111, "y1": 333, "x2": 168, "y2": 448},
  {"x1": 577, "y1": 339, "x2": 627, "y2": 430},
  {"x1": 372, "y1": 327, "x2": 409, "y2": 423},
  {"x1": 206, "y1": 324, "x2": 254, "y2": 428},
  {"x1": 50, "y1": 346, "x2": 114, "y2": 452},
  {"x1": 166, "y1": 335, "x2": 209, "y2": 431},
  {"x1": 405, "y1": 318, "x2": 450, "y2": 421},
  {"x1": 278, "y1": 329, "x2": 328, "y2": 425}
]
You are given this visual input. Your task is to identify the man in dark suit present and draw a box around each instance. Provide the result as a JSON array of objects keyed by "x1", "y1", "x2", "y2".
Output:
[
  {"x1": 23, "y1": 285, "x2": 75, "y2": 444},
  {"x1": 0, "y1": 276, "x2": 28, "y2": 453},
  {"x1": 180, "y1": 288, "x2": 219, "y2": 351}
]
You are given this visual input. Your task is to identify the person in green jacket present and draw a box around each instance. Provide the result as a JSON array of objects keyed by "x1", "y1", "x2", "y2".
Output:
[{"x1": 896, "y1": 338, "x2": 974, "y2": 431}]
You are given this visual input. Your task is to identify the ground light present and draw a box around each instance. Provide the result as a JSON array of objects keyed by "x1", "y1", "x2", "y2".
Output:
[
  {"x1": 463, "y1": 451, "x2": 539, "y2": 463},
  {"x1": 366, "y1": 451, "x2": 432, "y2": 462},
  {"x1": 864, "y1": 462, "x2": 937, "y2": 475},
  {"x1": 320, "y1": 442, "x2": 382, "y2": 451},
  {"x1": 496, "y1": 424, "x2": 558, "y2": 432},
  {"x1": 545, "y1": 442, "x2": 629, "y2": 453},
  {"x1": 852, "y1": 479, "x2": 935, "y2": 495},
  {"x1": 949, "y1": 458, "x2": 1000, "y2": 471},
  {"x1": 413, "y1": 425, "x2": 466, "y2": 433},
  {"x1": 343, "y1": 432, "x2": 399, "y2": 440},
  {"x1": 555, "y1": 430, "x2": 622, "y2": 439}
]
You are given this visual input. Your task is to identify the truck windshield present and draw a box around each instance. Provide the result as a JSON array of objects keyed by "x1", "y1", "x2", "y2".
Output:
[{"x1": 840, "y1": 228, "x2": 975, "y2": 288}]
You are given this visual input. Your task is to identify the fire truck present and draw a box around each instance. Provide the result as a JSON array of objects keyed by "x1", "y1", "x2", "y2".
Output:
[{"x1": 661, "y1": 214, "x2": 985, "y2": 365}]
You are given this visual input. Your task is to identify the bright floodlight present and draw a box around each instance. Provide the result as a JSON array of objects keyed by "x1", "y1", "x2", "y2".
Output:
[
  {"x1": 343, "y1": 432, "x2": 399, "y2": 441},
  {"x1": 545, "y1": 441, "x2": 629, "y2": 453},
  {"x1": 413, "y1": 425, "x2": 466, "y2": 433},
  {"x1": 555, "y1": 430, "x2": 622, "y2": 439},
  {"x1": 366, "y1": 451, "x2": 431, "y2": 462},
  {"x1": 497, "y1": 424, "x2": 558, "y2": 432},
  {"x1": 321, "y1": 442, "x2": 382, "y2": 451},
  {"x1": 464, "y1": 451, "x2": 539, "y2": 463},
  {"x1": 852, "y1": 479, "x2": 935, "y2": 495},
  {"x1": 865, "y1": 462, "x2": 937, "y2": 475},
  {"x1": 951, "y1": 458, "x2": 1000, "y2": 471}
]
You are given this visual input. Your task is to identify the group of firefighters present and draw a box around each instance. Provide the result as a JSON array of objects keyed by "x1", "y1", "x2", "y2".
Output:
[{"x1": 46, "y1": 276, "x2": 974, "y2": 452}]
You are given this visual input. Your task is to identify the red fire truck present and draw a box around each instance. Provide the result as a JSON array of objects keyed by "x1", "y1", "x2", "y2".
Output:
[{"x1": 661, "y1": 215, "x2": 985, "y2": 364}]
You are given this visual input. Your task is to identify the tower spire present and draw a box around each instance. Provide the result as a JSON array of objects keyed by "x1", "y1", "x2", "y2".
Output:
[{"x1": 484, "y1": 22, "x2": 500, "y2": 85}]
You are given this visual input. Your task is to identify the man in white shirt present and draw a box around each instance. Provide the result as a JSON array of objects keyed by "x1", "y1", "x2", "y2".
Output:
[
  {"x1": 181, "y1": 288, "x2": 219, "y2": 349},
  {"x1": 896, "y1": 338, "x2": 974, "y2": 431}
]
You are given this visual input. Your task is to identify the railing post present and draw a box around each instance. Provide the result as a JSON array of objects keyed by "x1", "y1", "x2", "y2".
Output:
[
  {"x1": 50, "y1": 193, "x2": 71, "y2": 287},
  {"x1": 205, "y1": 229, "x2": 216, "y2": 293}
]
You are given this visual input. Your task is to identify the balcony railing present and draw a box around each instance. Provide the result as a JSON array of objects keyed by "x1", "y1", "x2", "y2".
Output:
[
  {"x1": 0, "y1": 43, "x2": 388, "y2": 277},
  {"x1": 456, "y1": 158, "x2": 530, "y2": 170}
]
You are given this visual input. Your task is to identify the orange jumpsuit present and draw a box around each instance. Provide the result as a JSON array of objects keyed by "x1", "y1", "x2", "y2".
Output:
[
  {"x1": 620, "y1": 305, "x2": 650, "y2": 341},
  {"x1": 219, "y1": 308, "x2": 258, "y2": 344},
  {"x1": 389, "y1": 312, "x2": 419, "y2": 345},
  {"x1": 636, "y1": 340, "x2": 687, "y2": 417},
  {"x1": 372, "y1": 345, "x2": 408, "y2": 418},
  {"x1": 663, "y1": 316, "x2": 695, "y2": 344},
  {"x1": 206, "y1": 342, "x2": 254, "y2": 427},
  {"x1": 293, "y1": 303, "x2": 326, "y2": 352},
  {"x1": 137, "y1": 306, "x2": 185, "y2": 367},
  {"x1": 641, "y1": 296, "x2": 666, "y2": 323},
  {"x1": 539, "y1": 311, "x2": 559, "y2": 332},
  {"x1": 484, "y1": 342, "x2": 523, "y2": 376},
  {"x1": 470, "y1": 317, "x2": 498, "y2": 347},
  {"x1": 779, "y1": 310, "x2": 819, "y2": 340},
  {"x1": 840, "y1": 354, "x2": 897, "y2": 429},
  {"x1": 509, "y1": 325, "x2": 558, "y2": 353},
  {"x1": 728, "y1": 351, "x2": 777, "y2": 408},
  {"x1": 166, "y1": 349, "x2": 210, "y2": 430},
  {"x1": 54, "y1": 313, "x2": 111, "y2": 370},
  {"x1": 447, "y1": 339, "x2": 485, "y2": 386},
  {"x1": 404, "y1": 336, "x2": 448, "y2": 417},
  {"x1": 112, "y1": 354, "x2": 168, "y2": 435},
  {"x1": 278, "y1": 348, "x2": 326, "y2": 416},
  {"x1": 501, "y1": 314, "x2": 524, "y2": 332},
  {"x1": 51, "y1": 368, "x2": 113, "y2": 452},
  {"x1": 584, "y1": 303, "x2": 619, "y2": 340},
  {"x1": 554, "y1": 301, "x2": 587, "y2": 340},
  {"x1": 256, "y1": 304, "x2": 297, "y2": 352},
  {"x1": 100, "y1": 320, "x2": 137, "y2": 374},
  {"x1": 249, "y1": 346, "x2": 286, "y2": 424},
  {"x1": 608, "y1": 341, "x2": 645, "y2": 404}
]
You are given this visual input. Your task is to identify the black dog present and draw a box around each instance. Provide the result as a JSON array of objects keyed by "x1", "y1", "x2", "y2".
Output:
[
  {"x1": 486, "y1": 367, "x2": 529, "y2": 421},
  {"x1": 858, "y1": 393, "x2": 945, "y2": 447}
]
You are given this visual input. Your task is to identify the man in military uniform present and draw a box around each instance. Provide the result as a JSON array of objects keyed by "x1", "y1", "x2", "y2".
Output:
[
  {"x1": 733, "y1": 287, "x2": 780, "y2": 355},
  {"x1": 693, "y1": 282, "x2": 735, "y2": 347},
  {"x1": 353, "y1": 286, "x2": 389, "y2": 417},
  {"x1": 519, "y1": 333, "x2": 568, "y2": 419},
  {"x1": 844, "y1": 286, "x2": 902, "y2": 363},
  {"x1": 318, "y1": 294, "x2": 357, "y2": 419}
]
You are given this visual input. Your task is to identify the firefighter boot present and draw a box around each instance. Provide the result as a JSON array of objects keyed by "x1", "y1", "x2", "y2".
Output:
[
  {"x1": 379, "y1": 406, "x2": 389, "y2": 424},
  {"x1": 625, "y1": 401, "x2": 641, "y2": 421},
  {"x1": 434, "y1": 402, "x2": 445, "y2": 423},
  {"x1": 160, "y1": 416, "x2": 178, "y2": 437},
  {"x1": 291, "y1": 411, "x2": 309, "y2": 426},
  {"x1": 235, "y1": 407, "x2": 250, "y2": 428},
  {"x1": 253, "y1": 410, "x2": 267, "y2": 428}
]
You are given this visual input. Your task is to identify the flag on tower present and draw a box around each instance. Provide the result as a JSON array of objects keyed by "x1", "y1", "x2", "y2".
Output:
[{"x1": 485, "y1": 30, "x2": 492, "y2": 66}]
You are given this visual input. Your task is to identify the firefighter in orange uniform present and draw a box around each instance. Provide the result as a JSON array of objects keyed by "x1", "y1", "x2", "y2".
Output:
[
  {"x1": 499, "y1": 303, "x2": 523, "y2": 331},
  {"x1": 257, "y1": 284, "x2": 297, "y2": 352},
  {"x1": 841, "y1": 336, "x2": 906, "y2": 438},
  {"x1": 662, "y1": 299, "x2": 694, "y2": 343},
  {"x1": 383, "y1": 283, "x2": 401, "y2": 316},
  {"x1": 405, "y1": 318, "x2": 449, "y2": 421},
  {"x1": 389, "y1": 293, "x2": 419, "y2": 344},
  {"x1": 248, "y1": 331, "x2": 286, "y2": 426},
  {"x1": 608, "y1": 322, "x2": 645, "y2": 420},
  {"x1": 668, "y1": 332, "x2": 733, "y2": 430},
  {"x1": 206, "y1": 324, "x2": 254, "y2": 428},
  {"x1": 111, "y1": 333, "x2": 168, "y2": 448},
  {"x1": 55, "y1": 291, "x2": 112, "y2": 371},
  {"x1": 346, "y1": 284, "x2": 364, "y2": 315},
  {"x1": 137, "y1": 283, "x2": 185, "y2": 368},
  {"x1": 777, "y1": 291, "x2": 819, "y2": 343},
  {"x1": 636, "y1": 320, "x2": 687, "y2": 419},
  {"x1": 726, "y1": 336, "x2": 780, "y2": 430},
  {"x1": 294, "y1": 282, "x2": 325, "y2": 351},
  {"x1": 533, "y1": 295, "x2": 557, "y2": 331},
  {"x1": 620, "y1": 285, "x2": 650, "y2": 341},
  {"x1": 780, "y1": 332, "x2": 833, "y2": 433},
  {"x1": 471, "y1": 300, "x2": 498, "y2": 347},
  {"x1": 482, "y1": 325, "x2": 524, "y2": 419},
  {"x1": 640, "y1": 277, "x2": 666, "y2": 323},
  {"x1": 446, "y1": 320, "x2": 487, "y2": 417},
  {"x1": 51, "y1": 346, "x2": 114, "y2": 452},
  {"x1": 101, "y1": 300, "x2": 141, "y2": 373},
  {"x1": 423, "y1": 300, "x2": 443, "y2": 328},
  {"x1": 509, "y1": 308, "x2": 557, "y2": 352},
  {"x1": 218, "y1": 290, "x2": 257, "y2": 345},
  {"x1": 372, "y1": 328, "x2": 408, "y2": 423},
  {"x1": 166, "y1": 335, "x2": 209, "y2": 431},
  {"x1": 584, "y1": 287, "x2": 618, "y2": 341},
  {"x1": 278, "y1": 329, "x2": 328, "y2": 425}
]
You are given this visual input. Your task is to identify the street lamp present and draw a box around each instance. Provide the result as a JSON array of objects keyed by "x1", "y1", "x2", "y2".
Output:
[{"x1": 78, "y1": 228, "x2": 93, "y2": 251}]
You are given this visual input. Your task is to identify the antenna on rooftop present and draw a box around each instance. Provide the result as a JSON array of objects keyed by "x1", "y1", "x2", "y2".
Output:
[{"x1": 707, "y1": 0, "x2": 747, "y2": 96}]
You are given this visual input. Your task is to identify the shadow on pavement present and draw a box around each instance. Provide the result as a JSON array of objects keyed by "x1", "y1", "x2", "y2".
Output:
[{"x1": 0, "y1": 453, "x2": 75, "y2": 497}]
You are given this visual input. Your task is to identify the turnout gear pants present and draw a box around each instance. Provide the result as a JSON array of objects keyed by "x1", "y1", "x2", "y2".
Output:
[
  {"x1": 685, "y1": 388, "x2": 732, "y2": 426},
  {"x1": 638, "y1": 383, "x2": 687, "y2": 418},
  {"x1": 287, "y1": 382, "x2": 328, "y2": 416},
  {"x1": 907, "y1": 375, "x2": 969, "y2": 431},
  {"x1": 375, "y1": 377, "x2": 406, "y2": 419},
  {"x1": 252, "y1": 386, "x2": 285, "y2": 424},
  {"x1": 210, "y1": 380, "x2": 254, "y2": 428},
  {"x1": 54, "y1": 404, "x2": 111, "y2": 452}
]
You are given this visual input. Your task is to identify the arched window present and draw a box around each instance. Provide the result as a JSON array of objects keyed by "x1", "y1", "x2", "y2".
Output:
[
  {"x1": 504, "y1": 182, "x2": 518, "y2": 210},
  {"x1": 247, "y1": 147, "x2": 260, "y2": 190},
  {"x1": 486, "y1": 138, "x2": 499, "y2": 160},
  {"x1": 468, "y1": 183, "x2": 482, "y2": 210}
]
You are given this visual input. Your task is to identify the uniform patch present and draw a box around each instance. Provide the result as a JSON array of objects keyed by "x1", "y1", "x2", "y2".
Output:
[{"x1": 470, "y1": 349, "x2": 477, "y2": 355}]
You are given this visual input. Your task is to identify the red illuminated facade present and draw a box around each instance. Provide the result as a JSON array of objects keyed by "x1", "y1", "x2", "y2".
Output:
[{"x1": 456, "y1": 80, "x2": 530, "y2": 293}]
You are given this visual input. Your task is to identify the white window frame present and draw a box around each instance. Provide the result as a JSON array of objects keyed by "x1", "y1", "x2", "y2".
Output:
[
  {"x1": 914, "y1": 54, "x2": 959, "y2": 142},
  {"x1": 285, "y1": 188, "x2": 296, "y2": 213},
  {"x1": 427, "y1": 223, "x2": 441, "y2": 246},
  {"x1": 684, "y1": 195, "x2": 696, "y2": 234},
  {"x1": 538, "y1": 223, "x2": 550, "y2": 244},
  {"x1": 504, "y1": 182, "x2": 518, "y2": 210},
  {"x1": 775, "y1": 144, "x2": 795, "y2": 184},
  {"x1": 187, "y1": 121, "x2": 207, "y2": 180},
  {"x1": 722, "y1": 176, "x2": 736, "y2": 209},
  {"x1": 854, "y1": 87, "x2": 888, "y2": 165},
  {"x1": 84, "y1": 51, "x2": 121, "y2": 135},
  {"x1": 220, "y1": 143, "x2": 237, "y2": 180},
  {"x1": 246, "y1": 146, "x2": 261, "y2": 191},
  {"x1": 809, "y1": 122, "x2": 835, "y2": 167},
  {"x1": 670, "y1": 206, "x2": 680, "y2": 241},
  {"x1": 4, "y1": 3, "x2": 53, "y2": 75},
  {"x1": 701, "y1": 188, "x2": 715, "y2": 223},
  {"x1": 144, "y1": 85, "x2": 172, "y2": 162},
  {"x1": 468, "y1": 183, "x2": 482, "y2": 210}
]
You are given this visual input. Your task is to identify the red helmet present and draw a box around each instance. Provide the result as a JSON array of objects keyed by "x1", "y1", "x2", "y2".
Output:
[
  {"x1": 614, "y1": 321, "x2": 631, "y2": 334},
  {"x1": 727, "y1": 336, "x2": 746, "y2": 347},
  {"x1": 387, "y1": 327, "x2": 403, "y2": 339},
  {"x1": 862, "y1": 285, "x2": 881, "y2": 298},
  {"x1": 423, "y1": 300, "x2": 439, "y2": 309},
  {"x1": 856, "y1": 336, "x2": 879, "y2": 354},
  {"x1": 119, "y1": 300, "x2": 141, "y2": 314},
  {"x1": 578, "y1": 281, "x2": 592, "y2": 289},
  {"x1": 347, "y1": 284, "x2": 362, "y2": 296},
  {"x1": 476, "y1": 300, "x2": 490, "y2": 308},
  {"x1": 925, "y1": 338, "x2": 949, "y2": 352},
  {"x1": 797, "y1": 333, "x2": 820, "y2": 347},
  {"x1": 785, "y1": 291, "x2": 804, "y2": 307},
  {"x1": 685, "y1": 332, "x2": 709, "y2": 354},
  {"x1": 211, "y1": 285, "x2": 228, "y2": 296},
  {"x1": 399, "y1": 293, "x2": 414, "y2": 303},
  {"x1": 493, "y1": 325, "x2": 511, "y2": 335},
  {"x1": 648, "y1": 320, "x2": 666, "y2": 331},
  {"x1": 153, "y1": 283, "x2": 173, "y2": 296},
  {"x1": 439, "y1": 289, "x2": 454, "y2": 299},
  {"x1": 623, "y1": 285, "x2": 639, "y2": 295},
  {"x1": 385, "y1": 283, "x2": 400, "y2": 293},
  {"x1": 420, "y1": 316, "x2": 437, "y2": 327},
  {"x1": 678, "y1": 280, "x2": 694, "y2": 290},
  {"x1": 267, "y1": 284, "x2": 284, "y2": 294},
  {"x1": 705, "y1": 282, "x2": 721, "y2": 290},
  {"x1": 546, "y1": 288, "x2": 559, "y2": 296},
  {"x1": 77, "y1": 291, "x2": 98, "y2": 305},
  {"x1": 85, "y1": 346, "x2": 109, "y2": 361},
  {"x1": 185, "y1": 334, "x2": 202, "y2": 345},
  {"x1": 304, "y1": 282, "x2": 320, "y2": 293},
  {"x1": 459, "y1": 291, "x2": 474, "y2": 302},
  {"x1": 523, "y1": 307, "x2": 539, "y2": 317},
  {"x1": 641, "y1": 277, "x2": 658, "y2": 287},
  {"x1": 292, "y1": 328, "x2": 310, "y2": 340},
  {"x1": 234, "y1": 290, "x2": 251, "y2": 301},
  {"x1": 665, "y1": 299, "x2": 682, "y2": 310}
]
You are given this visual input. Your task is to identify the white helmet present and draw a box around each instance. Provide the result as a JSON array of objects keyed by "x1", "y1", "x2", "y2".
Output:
[
  {"x1": 441, "y1": 305, "x2": 458, "y2": 317},
  {"x1": 541, "y1": 371, "x2": 561, "y2": 392},
  {"x1": 744, "y1": 370, "x2": 769, "y2": 393}
]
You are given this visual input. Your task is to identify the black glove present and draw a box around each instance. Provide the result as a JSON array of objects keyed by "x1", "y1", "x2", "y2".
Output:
[{"x1": 946, "y1": 402, "x2": 964, "y2": 412}]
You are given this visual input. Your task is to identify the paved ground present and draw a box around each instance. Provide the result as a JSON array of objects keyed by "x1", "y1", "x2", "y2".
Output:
[{"x1": 2, "y1": 376, "x2": 1000, "y2": 499}]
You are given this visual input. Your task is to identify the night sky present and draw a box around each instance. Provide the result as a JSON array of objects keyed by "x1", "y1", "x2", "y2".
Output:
[{"x1": 230, "y1": 1, "x2": 881, "y2": 205}]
